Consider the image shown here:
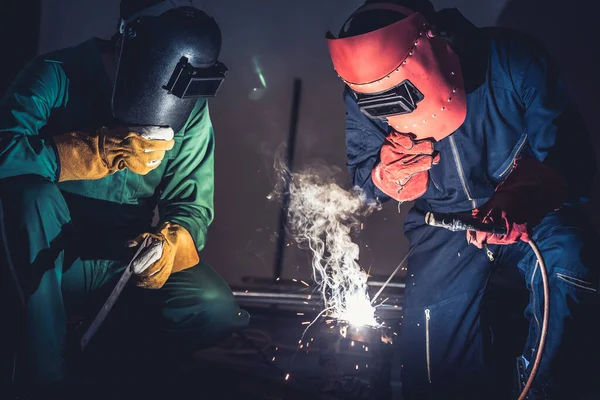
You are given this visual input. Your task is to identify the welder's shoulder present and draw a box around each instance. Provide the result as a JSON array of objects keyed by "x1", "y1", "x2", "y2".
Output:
[
  {"x1": 341, "y1": 87, "x2": 387, "y2": 152},
  {"x1": 342, "y1": 85, "x2": 374, "y2": 128},
  {"x1": 181, "y1": 98, "x2": 212, "y2": 136},
  {"x1": 11, "y1": 39, "x2": 99, "y2": 97},
  {"x1": 483, "y1": 28, "x2": 553, "y2": 78}
]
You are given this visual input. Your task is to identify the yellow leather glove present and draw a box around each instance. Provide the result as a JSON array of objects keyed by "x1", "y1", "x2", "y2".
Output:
[
  {"x1": 52, "y1": 126, "x2": 175, "y2": 182},
  {"x1": 127, "y1": 222, "x2": 200, "y2": 289}
]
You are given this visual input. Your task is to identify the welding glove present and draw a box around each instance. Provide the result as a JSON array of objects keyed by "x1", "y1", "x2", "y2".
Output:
[
  {"x1": 127, "y1": 222, "x2": 200, "y2": 289},
  {"x1": 466, "y1": 157, "x2": 568, "y2": 249},
  {"x1": 52, "y1": 126, "x2": 175, "y2": 181},
  {"x1": 371, "y1": 131, "x2": 440, "y2": 202}
]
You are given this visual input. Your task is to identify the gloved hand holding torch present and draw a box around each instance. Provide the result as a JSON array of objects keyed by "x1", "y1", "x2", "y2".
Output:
[{"x1": 467, "y1": 156, "x2": 569, "y2": 248}]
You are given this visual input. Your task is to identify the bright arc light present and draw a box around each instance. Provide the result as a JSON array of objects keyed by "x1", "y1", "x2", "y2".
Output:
[{"x1": 338, "y1": 291, "x2": 378, "y2": 327}]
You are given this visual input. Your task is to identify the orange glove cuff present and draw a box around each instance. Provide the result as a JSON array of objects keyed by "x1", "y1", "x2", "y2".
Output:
[
  {"x1": 158, "y1": 222, "x2": 200, "y2": 274},
  {"x1": 52, "y1": 132, "x2": 111, "y2": 182}
]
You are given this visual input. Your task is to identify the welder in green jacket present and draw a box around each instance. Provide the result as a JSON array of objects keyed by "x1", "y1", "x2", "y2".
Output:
[{"x1": 0, "y1": 0, "x2": 248, "y2": 392}]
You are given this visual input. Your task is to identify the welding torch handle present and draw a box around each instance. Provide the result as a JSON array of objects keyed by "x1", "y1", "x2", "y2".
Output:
[{"x1": 425, "y1": 211, "x2": 507, "y2": 235}]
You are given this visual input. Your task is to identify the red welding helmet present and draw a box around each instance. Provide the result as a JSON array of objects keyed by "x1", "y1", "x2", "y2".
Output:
[{"x1": 326, "y1": 3, "x2": 466, "y2": 142}]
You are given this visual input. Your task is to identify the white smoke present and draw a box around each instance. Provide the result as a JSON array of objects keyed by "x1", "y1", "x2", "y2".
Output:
[{"x1": 271, "y1": 161, "x2": 381, "y2": 327}]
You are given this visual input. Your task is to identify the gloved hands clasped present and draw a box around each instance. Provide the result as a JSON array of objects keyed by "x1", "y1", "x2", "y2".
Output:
[
  {"x1": 52, "y1": 126, "x2": 175, "y2": 181},
  {"x1": 127, "y1": 222, "x2": 200, "y2": 289},
  {"x1": 372, "y1": 131, "x2": 440, "y2": 202},
  {"x1": 467, "y1": 157, "x2": 569, "y2": 248}
]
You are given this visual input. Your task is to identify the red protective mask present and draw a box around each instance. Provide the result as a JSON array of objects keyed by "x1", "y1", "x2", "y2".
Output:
[{"x1": 327, "y1": 4, "x2": 466, "y2": 142}]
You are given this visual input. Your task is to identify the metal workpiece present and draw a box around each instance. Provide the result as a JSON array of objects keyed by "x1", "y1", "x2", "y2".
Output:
[
  {"x1": 232, "y1": 276, "x2": 406, "y2": 314},
  {"x1": 317, "y1": 320, "x2": 394, "y2": 400},
  {"x1": 232, "y1": 290, "x2": 404, "y2": 321}
]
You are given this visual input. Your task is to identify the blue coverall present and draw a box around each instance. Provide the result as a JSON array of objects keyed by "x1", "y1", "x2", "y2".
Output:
[{"x1": 344, "y1": 15, "x2": 600, "y2": 400}]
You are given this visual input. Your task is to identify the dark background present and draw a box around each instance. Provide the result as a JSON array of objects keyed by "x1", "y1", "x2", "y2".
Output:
[{"x1": 1, "y1": 0, "x2": 598, "y2": 288}]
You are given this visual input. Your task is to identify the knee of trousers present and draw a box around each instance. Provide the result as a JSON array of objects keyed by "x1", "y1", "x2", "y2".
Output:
[
  {"x1": 530, "y1": 226, "x2": 599, "y2": 294},
  {"x1": 158, "y1": 285, "x2": 250, "y2": 349},
  {"x1": 0, "y1": 175, "x2": 69, "y2": 230}
]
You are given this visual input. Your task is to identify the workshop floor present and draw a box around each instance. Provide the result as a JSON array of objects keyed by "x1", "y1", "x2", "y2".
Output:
[
  {"x1": 8, "y1": 274, "x2": 598, "y2": 399},
  {"x1": 61, "y1": 274, "x2": 524, "y2": 400},
  {"x1": 189, "y1": 308, "x2": 404, "y2": 400},
  {"x1": 74, "y1": 305, "x2": 404, "y2": 400}
]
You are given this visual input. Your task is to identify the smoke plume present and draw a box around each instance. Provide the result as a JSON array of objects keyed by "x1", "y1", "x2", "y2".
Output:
[{"x1": 270, "y1": 158, "x2": 381, "y2": 326}]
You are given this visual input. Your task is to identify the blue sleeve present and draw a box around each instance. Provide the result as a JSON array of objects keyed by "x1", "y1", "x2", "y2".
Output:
[
  {"x1": 343, "y1": 87, "x2": 391, "y2": 203},
  {"x1": 516, "y1": 36, "x2": 596, "y2": 199}
]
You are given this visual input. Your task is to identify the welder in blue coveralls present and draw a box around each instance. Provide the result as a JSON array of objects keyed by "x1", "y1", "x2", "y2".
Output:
[{"x1": 326, "y1": 1, "x2": 600, "y2": 399}]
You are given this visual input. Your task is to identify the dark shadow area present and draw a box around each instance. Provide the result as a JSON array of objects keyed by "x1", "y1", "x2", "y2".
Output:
[
  {"x1": 0, "y1": 1, "x2": 41, "y2": 97},
  {"x1": 497, "y1": 0, "x2": 600, "y2": 228}
]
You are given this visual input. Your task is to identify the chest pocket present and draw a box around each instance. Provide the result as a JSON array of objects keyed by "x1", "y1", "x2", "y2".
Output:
[{"x1": 490, "y1": 132, "x2": 528, "y2": 182}]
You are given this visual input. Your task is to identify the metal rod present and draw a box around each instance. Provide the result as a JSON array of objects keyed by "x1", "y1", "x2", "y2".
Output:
[
  {"x1": 232, "y1": 291, "x2": 315, "y2": 299},
  {"x1": 232, "y1": 291, "x2": 403, "y2": 311},
  {"x1": 368, "y1": 281, "x2": 405, "y2": 288},
  {"x1": 273, "y1": 78, "x2": 302, "y2": 282}
]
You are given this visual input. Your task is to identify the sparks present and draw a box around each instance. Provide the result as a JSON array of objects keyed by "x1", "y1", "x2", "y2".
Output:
[
  {"x1": 301, "y1": 280, "x2": 309, "y2": 286},
  {"x1": 285, "y1": 373, "x2": 290, "y2": 381},
  {"x1": 301, "y1": 321, "x2": 310, "y2": 325},
  {"x1": 297, "y1": 312, "x2": 304, "y2": 316},
  {"x1": 272, "y1": 357, "x2": 276, "y2": 361}
]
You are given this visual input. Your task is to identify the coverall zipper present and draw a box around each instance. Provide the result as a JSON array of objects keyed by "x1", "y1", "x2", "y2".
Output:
[
  {"x1": 425, "y1": 308, "x2": 432, "y2": 383},
  {"x1": 449, "y1": 136, "x2": 476, "y2": 209},
  {"x1": 484, "y1": 244, "x2": 495, "y2": 262}
]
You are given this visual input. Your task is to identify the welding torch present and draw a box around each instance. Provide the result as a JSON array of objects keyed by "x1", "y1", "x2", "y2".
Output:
[{"x1": 425, "y1": 211, "x2": 549, "y2": 400}]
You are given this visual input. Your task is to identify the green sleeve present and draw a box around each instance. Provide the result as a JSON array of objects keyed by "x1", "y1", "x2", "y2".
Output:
[
  {"x1": 0, "y1": 59, "x2": 67, "y2": 181},
  {"x1": 158, "y1": 100, "x2": 215, "y2": 252}
]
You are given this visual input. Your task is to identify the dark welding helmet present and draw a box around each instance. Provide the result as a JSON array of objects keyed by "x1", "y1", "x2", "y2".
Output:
[{"x1": 112, "y1": 0, "x2": 226, "y2": 132}]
